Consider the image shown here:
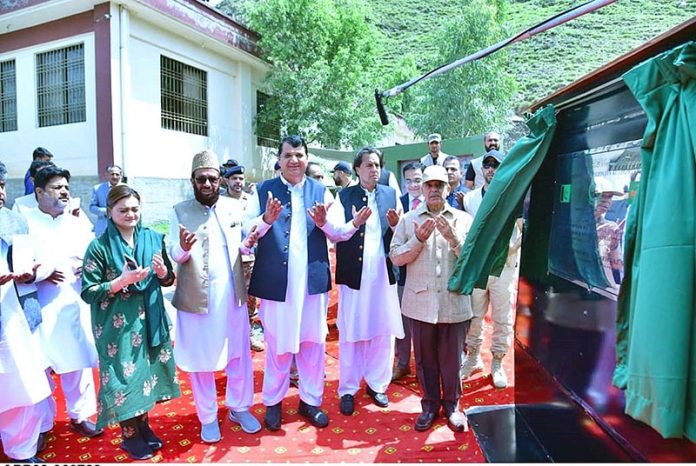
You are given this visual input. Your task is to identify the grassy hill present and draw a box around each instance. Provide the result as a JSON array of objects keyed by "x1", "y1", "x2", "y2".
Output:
[{"x1": 369, "y1": 0, "x2": 696, "y2": 110}]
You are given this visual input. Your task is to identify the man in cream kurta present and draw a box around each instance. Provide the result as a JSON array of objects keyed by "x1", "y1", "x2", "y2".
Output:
[
  {"x1": 22, "y1": 166, "x2": 101, "y2": 438},
  {"x1": 314, "y1": 148, "x2": 404, "y2": 416},
  {"x1": 244, "y1": 135, "x2": 333, "y2": 431},
  {"x1": 170, "y1": 150, "x2": 261, "y2": 443},
  {"x1": 390, "y1": 165, "x2": 474, "y2": 433},
  {"x1": 461, "y1": 150, "x2": 521, "y2": 389},
  {"x1": 0, "y1": 164, "x2": 52, "y2": 462}
]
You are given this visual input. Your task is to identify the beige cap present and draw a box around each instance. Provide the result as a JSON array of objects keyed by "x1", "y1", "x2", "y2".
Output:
[
  {"x1": 191, "y1": 150, "x2": 220, "y2": 174},
  {"x1": 428, "y1": 133, "x2": 442, "y2": 143},
  {"x1": 422, "y1": 165, "x2": 448, "y2": 184}
]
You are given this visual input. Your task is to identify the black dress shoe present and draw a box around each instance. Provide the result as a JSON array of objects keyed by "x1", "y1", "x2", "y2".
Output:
[
  {"x1": 365, "y1": 385, "x2": 389, "y2": 408},
  {"x1": 264, "y1": 402, "x2": 282, "y2": 431},
  {"x1": 69, "y1": 419, "x2": 103, "y2": 437},
  {"x1": 414, "y1": 411, "x2": 436, "y2": 431},
  {"x1": 298, "y1": 400, "x2": 329, "y2": 428},
  {"x1": 8, "y1": 456, "x2": 44, "y2": 463},
  {"x1": 339, "y1": 394, "x2": 355, "y2": 415}
]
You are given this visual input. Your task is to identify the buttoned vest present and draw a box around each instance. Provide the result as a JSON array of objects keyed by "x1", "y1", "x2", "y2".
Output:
[
  {"x1": 249, "y1": 177, "x2": 331, "y2": 302},
  {"x1": 335, "y1": 184, "x2": 396, "y2": 290},
  {"x1": 171, "y1": 198, "x2": 246, "y2": 314}
]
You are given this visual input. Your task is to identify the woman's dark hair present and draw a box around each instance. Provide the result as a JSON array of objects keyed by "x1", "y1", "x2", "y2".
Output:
[{"x1": 107, "y1": 184, "x2": 141, "y2": 210}]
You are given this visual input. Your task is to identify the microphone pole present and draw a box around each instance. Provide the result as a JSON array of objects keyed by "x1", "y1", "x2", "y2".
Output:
[{"x1": 375, "y1": 0, "x2": 617, "y2": 125}]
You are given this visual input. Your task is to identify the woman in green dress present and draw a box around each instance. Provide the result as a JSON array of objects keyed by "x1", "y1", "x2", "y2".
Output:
[{"x1": 81, "y1": 185, "x2": 180, "y2": 460}]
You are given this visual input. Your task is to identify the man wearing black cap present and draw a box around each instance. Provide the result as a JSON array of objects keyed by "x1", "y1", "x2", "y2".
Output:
[
  {"x1": 461, "y1": 150, "x2": 521, "y2": 389},
  {"x1": 331, "y1": 161, "x2": 354, "y2": 190},
  {"x1": 464, "y1": 131, "x2": 501, "y2": 190},
  {"x1": 24, "y1": 147, "x2": 53, "y2": 195}
]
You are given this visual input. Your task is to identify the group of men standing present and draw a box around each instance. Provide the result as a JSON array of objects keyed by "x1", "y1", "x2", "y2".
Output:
[{"x1": 0, "y1": 129, "x2": 520, "y2": 460}]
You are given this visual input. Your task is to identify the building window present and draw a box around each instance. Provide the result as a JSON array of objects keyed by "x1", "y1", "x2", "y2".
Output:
[
  {"x1": 0, "y1": 60, "x2": 17, "y2": 133},
  {"x1": 160, "y1": 56, "x2": 208, "y2": 136},
  {"x1": 36, "y1": 44, "x2": 86, "y2": 127},
  {"x1": 256, "y1": 91, "x2": 280, "y2": 148}
]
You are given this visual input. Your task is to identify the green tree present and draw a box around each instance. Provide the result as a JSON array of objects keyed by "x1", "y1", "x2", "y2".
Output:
[
  {"x1": 238, "y1": 0, "x2": 390, "y2": 148},
  {"x1": 403, "y1": 0, "x2": 516, "y2": 139}
]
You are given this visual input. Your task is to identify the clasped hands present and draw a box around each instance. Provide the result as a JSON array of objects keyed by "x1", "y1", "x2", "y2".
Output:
[{"x1": 414, "y1": 215, "x2": 457, "y2": 244}]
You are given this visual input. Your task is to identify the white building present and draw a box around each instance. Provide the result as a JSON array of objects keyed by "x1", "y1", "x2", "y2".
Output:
[{"x1": 0, "y1": 0, "x2": 272, "y2": 223}]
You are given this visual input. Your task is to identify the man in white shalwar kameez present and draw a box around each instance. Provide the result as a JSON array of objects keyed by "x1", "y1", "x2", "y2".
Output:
[
  {"x1": 22, "y1": 166, "x2": 101, "y2": 438},
  {"x1": 244, "y1": 135, "x2": 333, "y2": 431},
  {"x1": 312, "y1": 147, "x2": 404, "y2": 416},
  {"x1": 0, "y1": 163, "x2": 52, "y2": 463},
  {"x1": 170, "y1": 150, "x2": 261, "y2": 443}
]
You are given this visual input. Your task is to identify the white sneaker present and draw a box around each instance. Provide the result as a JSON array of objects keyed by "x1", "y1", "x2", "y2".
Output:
[
  {"x1": 460, "y1": 350, "x2": 484, "y2": 380},
  {"x1": 229, "y1": 410, "x2": 262, "y2": 434},
  {"x1": 491, "y1": 354, "x2": 508, "y2": 389},
  {"x1": 200, "y1": 420, "x2": 221, "y2": 443}
]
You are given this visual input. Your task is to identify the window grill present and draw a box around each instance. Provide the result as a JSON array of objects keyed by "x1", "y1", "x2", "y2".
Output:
[
  {"x1": 36, "y1": 44, "x2": 86, "y2": 127},
  {"x1": 0, "y1": 60, "x2": 17, "y2": 133},
  {"x1": 160, "y1": 56, "x2": 208, "y2": 136},
  {"x1": 256, "y1": 91, "x2": 280, "y2": 148}
]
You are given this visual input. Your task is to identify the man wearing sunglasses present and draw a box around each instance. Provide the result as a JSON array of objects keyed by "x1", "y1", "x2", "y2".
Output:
[
  {"x1": 461, "y1": 150, "x2": 522, "y2": 389},
  {"x1": 170, "y1": 150, "x2": 262, "y2": 442}
]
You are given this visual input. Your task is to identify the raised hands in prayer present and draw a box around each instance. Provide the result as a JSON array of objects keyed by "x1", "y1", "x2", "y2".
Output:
[
  {"x1": 351, "y1": 205, "x2": 372, "y2": 228},
  {"x1": 414, "y1": 218, "x2": 436, "y2": 243},
  {"x1": 262, "y1": 192, "x2": 283, "y2": 225},
  {"x1": 386, "y1": 208, "x2": 400, "y2": 228},
  {"x1": 307, "y1": 202, "x2": 329, "y2": 227},
  {"x1": 243, "y1": 224, "x2": 260, "y2": 249},
  {"x1": 178, "y1": 224, "x2": 197, "y2": 252}
]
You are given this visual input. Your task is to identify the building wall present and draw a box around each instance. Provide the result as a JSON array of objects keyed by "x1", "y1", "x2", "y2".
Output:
[
  {"x1": 124, "y1": 15, "x2": 256, "y2": 181},
  {"x1": 0, "y1": 33, "x2": 98, "y2": 179}
]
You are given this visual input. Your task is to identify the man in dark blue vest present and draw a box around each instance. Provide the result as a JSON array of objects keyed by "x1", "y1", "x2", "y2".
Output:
[
  {"x1": 308, "y1": 147, "x2": 404, "y2": 416},
  {"x1": 244, "y1": 135, "x2": 334, "y2": 431}
]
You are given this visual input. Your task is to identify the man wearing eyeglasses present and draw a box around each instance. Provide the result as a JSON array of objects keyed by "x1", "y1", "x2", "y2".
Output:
[
  {"x1": 391, "y1": 162, "x2": 424, "y2": 382},
  {"x1": 169, "y1": 150, "x2": 262, "y2": 442},
  {"x1": 461, "y1": 150, "x2": 522, "y2": 389}
]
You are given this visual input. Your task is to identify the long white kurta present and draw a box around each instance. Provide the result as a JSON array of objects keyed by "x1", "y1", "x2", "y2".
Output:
[
  {"x1": 0, "y1": 239, "x2": 51, "y2": 413},
  {"x1": 245, "y1": 177, "x2": 333, "y2": 355},
  {"x1": 22, "y1": 209, "x2": 97, "y2": 374},
  {"x1": 169, "y1": 206, "x2": 249, "y2": 372},
  {"x1": 322, "y1": 189, "x2": 404, "y2": 342}
]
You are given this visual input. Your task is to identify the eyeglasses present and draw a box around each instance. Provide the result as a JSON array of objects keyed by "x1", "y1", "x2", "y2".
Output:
[
  {"x1": 482, "y1": 163, "x2": 499, "y2": 170},
  {"x1": 194, "y1": 175, "x2": 220, "y2": 184},
  {"x1": 405, "y1": 179, "x2": 423, "y2": 185}
]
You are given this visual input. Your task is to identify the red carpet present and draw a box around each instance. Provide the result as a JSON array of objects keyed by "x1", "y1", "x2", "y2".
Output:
[
  {"x1": 1, "y1": 317, "x2": 513, "y2": 463},
  {"x1": 3, "y1": 249, "x2": 514, "y2": 463}
]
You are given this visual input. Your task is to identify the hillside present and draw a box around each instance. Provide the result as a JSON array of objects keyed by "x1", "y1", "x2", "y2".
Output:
[{"x1": 370, "y1": 0, "x2": 696, "y2": 109}]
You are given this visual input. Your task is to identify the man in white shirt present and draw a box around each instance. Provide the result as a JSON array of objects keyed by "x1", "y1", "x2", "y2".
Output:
[
  {"x1": 311, "y1": 147, "x2": 404, "y2": 416},
  {"x1": 23, "y1": 165, "x2": 101, "y2": 438},
  {"x1": 245, "y1": 135, "x2": 334, "y2": 431},
  {"x1": 391, "y1": 162, "x2": 424, "y2": 382},
  {"x1": 0, "y1": 161, "x2": 53, "y2": 463},
  {"x1": 461, "y1": 150, "x2": 522, "y2": 389},
  {"x1": 464, "y1": 131, "x2": 501, "y2": 190},
  {"x1": 419, "y1": 133, "x2": 448, "y2": 167},
  {"x1": 170, "y1": 150, "x2": 261, "y2": 443}
]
